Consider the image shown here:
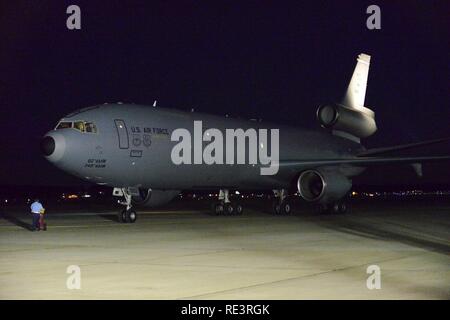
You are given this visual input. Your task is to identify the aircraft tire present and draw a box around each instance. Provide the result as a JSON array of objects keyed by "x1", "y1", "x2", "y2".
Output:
[
  {"x1": 212, "y1": 202, "x2": 224, "y2": 215},
  {"x1": 272, "y1": 201, "x2": 281, "y2": 215},
  {"x1": 234, "y1": 203, "x2": 244, "y2": 215},
  {"x1": 125, "y1": 209, "x2": 137, "y2": 223},
  {"x1": 224, "y1": 203, "x2": 234, "y2": 216},
  {"x1": 119, "y1": 209, "x2": 127, "y2": 223},
  {"x1": 280, "y1": 201, "x2": 292, "y2": 215},
  {"x1": 338, "y1": 202, "x2": 347, "y2": 214}
]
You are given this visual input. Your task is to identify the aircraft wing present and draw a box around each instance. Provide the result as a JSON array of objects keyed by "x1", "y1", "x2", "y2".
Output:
[
  {"x1": 279, "y1": 155, "x2": 450, "y2": 169},
  {"x1": 358, "y1": 137, "x2": 450, "y2": 157}
]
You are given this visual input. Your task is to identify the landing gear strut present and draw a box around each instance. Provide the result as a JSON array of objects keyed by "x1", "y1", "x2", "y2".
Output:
[
  {"x1": 211, "y1": 189, "x2": 243, "y2": 216},
  {"x1": 117, "y1": 188, "x2": 137, "y2": 223},
  {"x1": 272, "y1": 189, "x2": 292, "y2": 215}
]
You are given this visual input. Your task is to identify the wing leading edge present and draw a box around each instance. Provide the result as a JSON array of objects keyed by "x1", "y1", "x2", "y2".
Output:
[{"x1": 279, "y1": 155, "x2": 450, "y2": 170}]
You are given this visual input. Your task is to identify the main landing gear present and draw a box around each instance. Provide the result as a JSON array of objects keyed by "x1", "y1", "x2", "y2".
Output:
[
  {"x1": 116, "y1": 187, "x2": 137, "y2": 223},
  {"x1": 272, "y1": 189, "x2": 292, "y2": 215},
  {"x1": 211, "y1": 189, "x2": 243, "y2": 216},
  {"x1": 317, "y1": 201, "x2": 348, "y2": 215}
]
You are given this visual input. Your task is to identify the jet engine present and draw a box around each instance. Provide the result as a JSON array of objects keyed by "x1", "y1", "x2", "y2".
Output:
[
  {"x1": 317, "y1": 103, "x2": 377, "y2": 139},
  {"x1": 297, "y1": 169, "x2": 352, "y2": 203},
  {"x1": 131, "y1": 188, "x2": 180, "y2": 207}
]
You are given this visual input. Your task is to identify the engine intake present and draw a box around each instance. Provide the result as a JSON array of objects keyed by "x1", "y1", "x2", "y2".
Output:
[
  {"x1": 317, "y1": 104, "x2": 376, "y2": 139},
  {"x1": 297, "y1": 169, "x2": 351, "y2": 203}
]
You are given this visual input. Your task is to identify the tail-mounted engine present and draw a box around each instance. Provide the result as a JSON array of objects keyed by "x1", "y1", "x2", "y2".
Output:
[
  {"x1": 317, "y1": 103, "x2": 376, "y2": 139},
  {"x1": 318, "y1": 53, "x2": 377, "y2": 141}
]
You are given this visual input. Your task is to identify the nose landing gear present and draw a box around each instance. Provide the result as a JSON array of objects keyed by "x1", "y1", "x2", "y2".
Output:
[
  {"x1": 119, "y1": 208, "x2": 137, "y2": 223},
  {"x1": 114, "y1": 187, "x2": 137, "y2": 223}
]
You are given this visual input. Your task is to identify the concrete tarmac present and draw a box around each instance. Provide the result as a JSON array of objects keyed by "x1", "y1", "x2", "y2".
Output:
[{"x1": 0, "y1": 200, "x2": 449, "y2": 299}]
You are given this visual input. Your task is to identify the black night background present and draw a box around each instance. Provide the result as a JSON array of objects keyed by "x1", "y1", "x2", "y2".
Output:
[
  {"x1": 0, "y1": 0, "x2": 449, "y2": 186},
  {"x1": 1, "y1": 1, "x2": 450, "y2": 304}
]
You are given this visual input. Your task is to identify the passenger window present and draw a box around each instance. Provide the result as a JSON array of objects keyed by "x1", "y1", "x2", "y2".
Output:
[
  {"x1": 74, "y1": 121, "x2": 85, "y2": 132},
  {"x1": 56, "y1": 122, "x2": 72, "y2": 129},
  {"x1": 85, "y1": 122, "x2": 97, "y2": 133}
]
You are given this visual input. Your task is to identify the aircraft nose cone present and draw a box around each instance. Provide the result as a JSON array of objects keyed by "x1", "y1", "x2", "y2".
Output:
[{"x1": 40, "y1": 136, "x2": 55, "y2": 156}]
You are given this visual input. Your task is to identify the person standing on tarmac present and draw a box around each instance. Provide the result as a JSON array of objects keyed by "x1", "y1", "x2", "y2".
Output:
[{"x1": 30, "y1": 198, "x2": 44, "y2": 231}]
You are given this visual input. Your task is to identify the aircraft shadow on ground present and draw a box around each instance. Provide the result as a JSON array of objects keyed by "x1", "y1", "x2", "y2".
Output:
[
  {"x1": 0, "y1": 211, "x2": 33, "y2": 231},
  {"x1": 320, "y1": 218, "x2": 450, "y2": 255}
]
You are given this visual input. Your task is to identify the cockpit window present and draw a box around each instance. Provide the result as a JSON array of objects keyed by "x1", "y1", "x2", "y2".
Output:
[
  {"x1": 56, "y1": 122, "x2": 72, "y2": 129},
  {"x1": 74, "y1": 121, "x2": 85, "y2": 132},
  {"x1": 85, "y1": 122, "x2": 97, "y2": 133},
  {"x1": 55, "y1": 120, "x2": 98, "y2": 133}
]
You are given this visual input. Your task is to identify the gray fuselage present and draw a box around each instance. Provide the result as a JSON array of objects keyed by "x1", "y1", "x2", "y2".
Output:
[{"x1": 43, "y1": 104, "x2": 363, "y2": 190}]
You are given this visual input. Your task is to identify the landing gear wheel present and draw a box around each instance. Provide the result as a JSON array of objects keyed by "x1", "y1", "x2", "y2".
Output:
[
  {"x1": 124, "y1": 209, "x2": 137, "y2": 223},
  {"x1": 273, "y1": 200, "x2": 291, "y2": 215},
  {"x1": 338, "y1": 202, "x2": 347, "y2": 214},
  {"x1": 234, "y1": 203, "x2": 244, "y2": 215},
  {"x1": 319, "y1": 202, "x2": 348, "y2": 215},
  {"x1": 331, "y1": 202, "x2": 341, "y2": 214},
  {"x1": 224, "y1": 203, "x2": 234, "y2": 215},
  {"x1": 272, "y1": 201, "x2": 281, "y2": 215},
  {"x1": 212, "y1": 202, "x2": 224, "y2": 215},
  {"x1": 329, "y1": 202, "x2": 347, "y2": 214},
  {"x1": 119, "y1": 209, "x2": 127, "y2": 223},
  {"x1": 281, "y1": 201, "x2": 292, "y2": 215}
]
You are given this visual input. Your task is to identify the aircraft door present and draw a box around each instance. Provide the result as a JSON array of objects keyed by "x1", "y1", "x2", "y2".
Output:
[{"x1": 114, "y1": 119, "x2": 129, "y2": 149}]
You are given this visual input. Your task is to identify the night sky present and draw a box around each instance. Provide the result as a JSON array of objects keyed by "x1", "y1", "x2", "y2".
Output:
[{"x1": 0, "y1": 1, "x2": 449, "y2": 186}]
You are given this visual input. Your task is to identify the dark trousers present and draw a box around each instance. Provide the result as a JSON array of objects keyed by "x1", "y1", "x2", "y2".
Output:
[{"x1": 32, "y1": 213, "x2": 40, "y2": 230}]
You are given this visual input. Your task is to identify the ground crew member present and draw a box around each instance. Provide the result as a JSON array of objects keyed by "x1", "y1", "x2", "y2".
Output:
[{"x1": 30, "y1": 198, "x2": 44, "y2": 231}]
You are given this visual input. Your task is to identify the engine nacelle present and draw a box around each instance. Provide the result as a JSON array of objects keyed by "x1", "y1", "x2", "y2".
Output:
[
  {"x1": 131, "y1": 189, "x2": 180, "y2": 208},
  {"x1": 297, "y1": 169, "x2": 352, "y2": 203},
  {"x1": 317, "y1": 103, "x2": 377, "y2": 139}
]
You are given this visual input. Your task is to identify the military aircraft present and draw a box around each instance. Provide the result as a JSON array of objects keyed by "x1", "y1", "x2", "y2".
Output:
[{"x1": 41, "y1": 53, "x2": 450, "y2": 223}]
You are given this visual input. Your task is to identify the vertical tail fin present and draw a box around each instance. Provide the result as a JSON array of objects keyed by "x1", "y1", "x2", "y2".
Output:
[{"x1": 343, "y1": 53, "x2": 371, "y2": 110}]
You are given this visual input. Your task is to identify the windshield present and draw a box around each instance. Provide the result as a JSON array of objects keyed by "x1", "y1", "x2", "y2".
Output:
[
  {"x1": 56, "y1": 122, "x2": 72, "y2": 129},
  {"x1": 55, "y1": 120, "x2": 97, "y2": 133}
]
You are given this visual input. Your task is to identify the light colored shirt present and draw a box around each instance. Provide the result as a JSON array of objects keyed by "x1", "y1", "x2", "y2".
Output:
[{"x1": 30, "y1": 202, "x2": 44, "y2": 214}]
